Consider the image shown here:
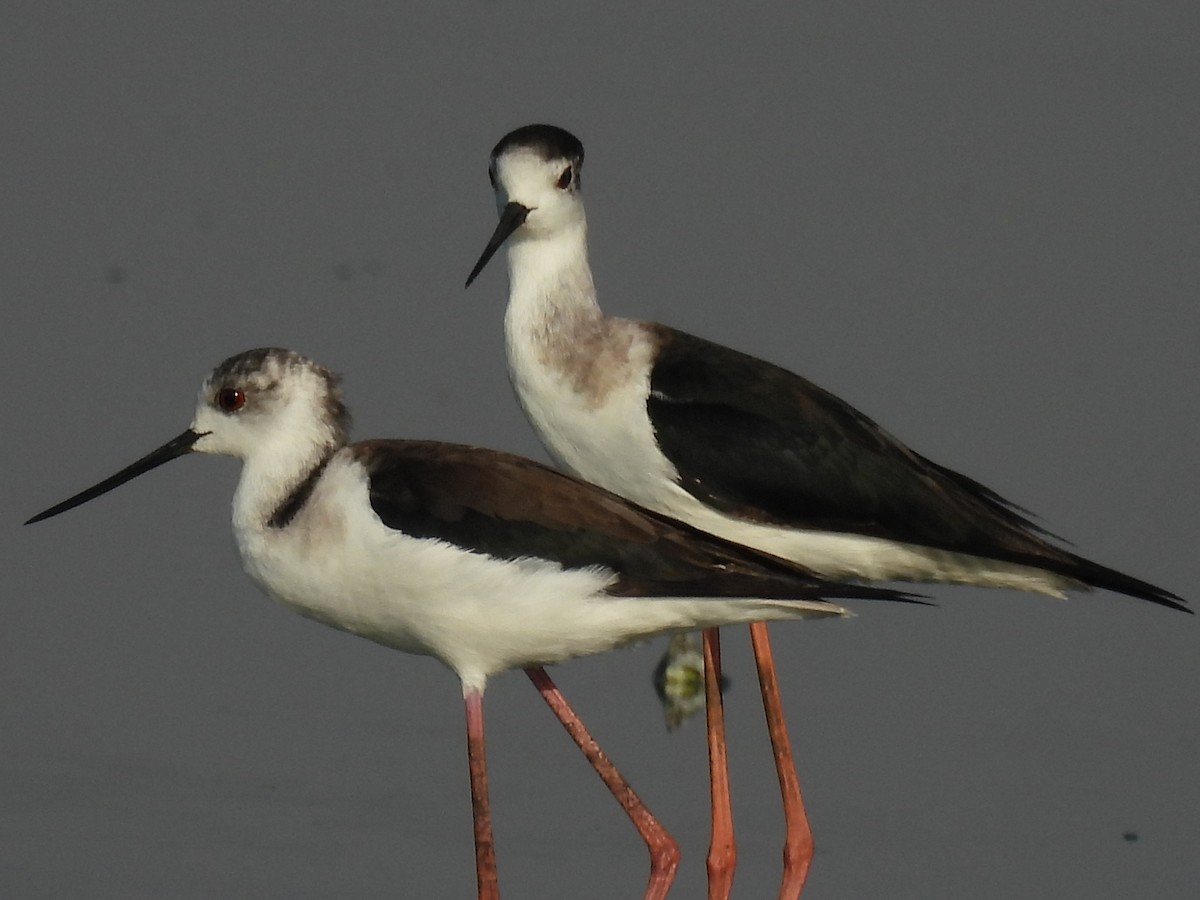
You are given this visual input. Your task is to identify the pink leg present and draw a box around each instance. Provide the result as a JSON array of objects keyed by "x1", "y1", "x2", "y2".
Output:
[
  {"x1": 749, "y1": 622, "x2": 814, "y2": 899},
  {"x1": 702, "y1": 628, "x2": 737, "y2": 899},
  {"x1": 464, "y1": 688, "x2": 502, "y2": 900},
  {"x1": 525, "y1": 666, "x2": 680, "y2": 900}
]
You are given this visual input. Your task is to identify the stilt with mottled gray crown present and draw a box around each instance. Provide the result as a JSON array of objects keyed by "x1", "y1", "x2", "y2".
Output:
[{"x1": 26, "y1": 348, "x2": 919, "y2": 900}]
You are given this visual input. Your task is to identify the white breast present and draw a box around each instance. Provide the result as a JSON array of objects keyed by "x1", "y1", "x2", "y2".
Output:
[{"x1": 507, "y1": 318, "x2": 683, "y2": 507}]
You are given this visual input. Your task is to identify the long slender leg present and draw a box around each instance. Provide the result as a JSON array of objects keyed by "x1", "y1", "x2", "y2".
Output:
[
  {"x1": 525, "y1": 666, "x2": 680, "y2": 900},
  {"x1": 465, "y1": 688, "x2": 502, "y2": 900},
  {"x1": 702, "y1": 628, "x2": 736, "y2": 899},
  {"x1": 749, "y1": 622, "x2": 814, "y2": 899}
]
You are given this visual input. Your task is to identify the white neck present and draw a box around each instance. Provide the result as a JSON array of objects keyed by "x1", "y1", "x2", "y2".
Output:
[
  {"x1": 503, "y1": 219, "x2": 603, "y2": 345},
  {"x1": 232, "y1": 430, "x2": 339, "y2": 537}
]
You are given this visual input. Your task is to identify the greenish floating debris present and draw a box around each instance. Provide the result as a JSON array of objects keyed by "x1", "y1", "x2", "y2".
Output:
[{"x1": 651, "y1": 632, "x2": 729, "y2": 732}]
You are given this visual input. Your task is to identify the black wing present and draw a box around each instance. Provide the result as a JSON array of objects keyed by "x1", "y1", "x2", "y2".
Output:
[
  {"x1": 353, "y1": 439, "x2": 920, "y2": 604},
  {"x1": 645, "y1": 324, "x2": 1187, "y2": 611}
]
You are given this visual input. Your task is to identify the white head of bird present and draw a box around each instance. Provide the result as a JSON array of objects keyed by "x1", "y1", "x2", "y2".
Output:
[{"x1": 466, "y1": 124, "x2": 589, "y2": 289}]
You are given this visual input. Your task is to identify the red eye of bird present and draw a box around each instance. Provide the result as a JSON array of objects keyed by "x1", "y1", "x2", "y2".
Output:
[
  {"x1": 216, "y1": 388, "x2": 246, "y2": 412},
  {"x1": 556, "y1": 167, "x2": 573, "y2": 189}
]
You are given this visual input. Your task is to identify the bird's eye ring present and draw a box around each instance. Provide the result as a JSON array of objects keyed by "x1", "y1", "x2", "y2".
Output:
[{"x1": 556, "y1": 167, "x2": 573, "y2": 189}]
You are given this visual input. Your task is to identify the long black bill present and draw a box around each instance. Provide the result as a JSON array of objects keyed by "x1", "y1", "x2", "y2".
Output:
[
  {"x1": 25, "y1": 429, "x2": 206, "y2": 525},
  {"x1": 465, "y1": 201, "x2": 530, "y2": 288}
]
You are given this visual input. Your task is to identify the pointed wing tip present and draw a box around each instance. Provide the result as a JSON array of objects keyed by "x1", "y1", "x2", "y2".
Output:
[
  {"x1": 1143, "y1": 585, "x2": 1191, "y2": 614},
  {"x1": 1156, "y1": 587, "x2": 1190, "y2": 614},
  {"x1": 1113, "y1": 581, "x2": 1189, "y2": 614},
  {"x1": 845, "y1": 586, "x2": 935, "y2": 607}
]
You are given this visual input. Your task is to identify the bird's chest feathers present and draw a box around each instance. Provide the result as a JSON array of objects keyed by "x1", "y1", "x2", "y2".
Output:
[
  {"x1": 237, "y1": 521, "x2": 439, "y2": 654},
  {"x1": 232, "y1": 467, "x2": 412, "y2": 644},
  {"x1": 506, "y1": 312, "x2": 680, "y2": 505},
  {"x1": 508, "y1": 309, "x2": 637, "y2": 407}
]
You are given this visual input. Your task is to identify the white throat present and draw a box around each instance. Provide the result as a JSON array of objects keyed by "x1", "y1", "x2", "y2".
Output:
[
  {"x1": 503, "y1": 219, "x2": 601, "y2": 341},
  {"x1": 231, "y1": 432, "x2": 337, "y2": 538}
]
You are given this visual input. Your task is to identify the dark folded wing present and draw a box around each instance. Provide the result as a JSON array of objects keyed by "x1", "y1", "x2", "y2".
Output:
[
  {"x1": 647, "y1": 325, "x2": 1043, "y2": 543},
  {"x1": 352, "y1": 439, "x2": 917, "y2": 604},
  {"x1": 645, "y1": 324, "x2": 1186, "y2": 611}
]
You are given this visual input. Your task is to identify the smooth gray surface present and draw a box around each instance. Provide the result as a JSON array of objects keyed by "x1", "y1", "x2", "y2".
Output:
[{"x1": 3, "y1": 3, "x2": 1196, "y2": 898}]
